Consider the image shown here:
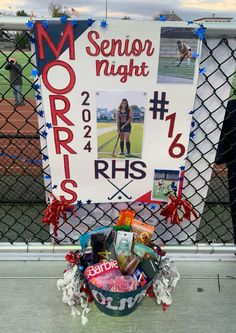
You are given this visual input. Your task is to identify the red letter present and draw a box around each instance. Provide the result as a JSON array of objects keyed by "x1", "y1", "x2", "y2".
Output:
[
  {"x1": 36, "y1": 22, "x2": 75, "y2": 60},
  {"x1": 50, "y1": 95, "x2": 74, "y2": 126},
  {"x1": 60, "y1": 179, "x2": 78, "y2": 203},
  {"x1": 42, "y1": 60, "x2": 76, "y2": 94},
  {"x1": 144, "y1": 40, "x2": 154, "y2": 56},
  {"x1": 86, "y1": 31, "x2": 100, "y2": 56},
  {"x1": 63, "y1": 154, "x2": 71, "y2": 178},
  {"x1": 53, "y1": 127, "x2": 76, "y2": 154}
]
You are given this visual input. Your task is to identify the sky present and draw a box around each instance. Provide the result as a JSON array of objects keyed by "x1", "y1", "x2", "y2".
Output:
[{"x1": 0, "y1": 0, "x2": 236, "y2": 21}]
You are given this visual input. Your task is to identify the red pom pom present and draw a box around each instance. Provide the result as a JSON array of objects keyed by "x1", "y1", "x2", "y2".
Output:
[
  {"x1": 146, "y1": 285, "x2": 155, "y2": 298},
  {"x1": 162, "y1": 303, "x2": 169, "y2": 311},
  {"x1": 160, "y1": 195, "x2": 198, "y2": 225},
  {"x1": 42, "y1": 194, "x2": 74, "y2": 236}
]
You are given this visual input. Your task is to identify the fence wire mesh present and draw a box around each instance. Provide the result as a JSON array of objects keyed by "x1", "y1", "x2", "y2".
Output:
[{"x1": 0, "y1": 27, "x2": 235, "y2": 245}]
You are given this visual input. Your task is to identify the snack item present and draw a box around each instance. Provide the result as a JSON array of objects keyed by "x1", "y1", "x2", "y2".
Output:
[
  {"x1": 131, "y1": 219, "x2": 155, "y2": 245},
  {"x1": 116, "y1": 209, "x2": 135, "y2": 227},
  {"x1": 113, "y1": 225, "x2": 131, "y2": 232},
  {"x1": 115, "y1": 231, "x2": 134, "y2": 272},
  {"x1": 133, "y1": 267, "x2": 148, "y2": 287},
  {"x1": 122, "y1": 253, "x2": 140, "y2": 275},
  {"x1": 90, "y1": 274, "x2": 137, "y2": 292},
  {"x1": 91, "y1": 228, "x2": 116, "y2": 263},
  {"x1": 139, "y1": 257, "x2": 159, "y2": 280},
  {"x1": 116, "y1": 238, "x2": 131, "y2": 272},
  {"x1": 133, "y1": 242, "x2": 157, "y2": 258}
]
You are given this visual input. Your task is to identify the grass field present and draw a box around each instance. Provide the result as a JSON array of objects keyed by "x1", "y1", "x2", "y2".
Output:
[
  {"x1": 158, "y1": 56, "x2": 195, "y2": 80},
  {"x1": 97, "y1": 123, "x2": 144, "y2": 159},
  {"x1": 0, "y1": 51, "x2": 34, "y2": 98},
  {"x1": 97, "y1": 122, "x2": 116, "y2": 129}
]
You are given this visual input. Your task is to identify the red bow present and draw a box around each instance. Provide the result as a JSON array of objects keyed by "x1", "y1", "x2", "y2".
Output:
[
  {"x1": 160, "y1": 195, "x2": 198, "y2": 225},
  {"x1": 42, "y1": 194, "x2": 74, "y2": 236},
  {"x1": 65, "y1": 251, "x2": 80, "y2": 266}
]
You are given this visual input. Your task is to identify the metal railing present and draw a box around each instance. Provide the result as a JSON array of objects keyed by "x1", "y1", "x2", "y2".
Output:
[{"x1": 0, "y1": 17, "x2": 236, "y2": 257}]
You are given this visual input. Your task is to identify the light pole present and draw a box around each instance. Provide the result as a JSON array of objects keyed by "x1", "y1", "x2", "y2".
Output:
[
  {"x1": 9, "y1": 6, "x2": 12, "y2": 16},
  {"x1": 105, "y1": 0, "x2": 107, "y2": 19}
]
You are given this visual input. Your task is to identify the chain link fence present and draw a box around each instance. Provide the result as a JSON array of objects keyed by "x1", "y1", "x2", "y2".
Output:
[{"x1": 0, "y1": 22, "x2": 236, "y2": 247}]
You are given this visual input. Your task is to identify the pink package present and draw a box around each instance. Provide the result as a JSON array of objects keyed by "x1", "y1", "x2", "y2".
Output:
[{"x1": 90, "y1": 273, "x2": 137, "y2": 292}]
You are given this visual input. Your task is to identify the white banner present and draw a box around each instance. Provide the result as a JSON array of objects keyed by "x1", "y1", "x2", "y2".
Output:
[{"x1": 33, "y1": 20, "x2": 201, "y2": 204}]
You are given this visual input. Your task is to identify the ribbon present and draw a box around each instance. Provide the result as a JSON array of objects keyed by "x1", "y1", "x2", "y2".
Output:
[
  {"x1": 160, "y1": 195, "x2": 198, "y2": 224},
  {"x1": 42, "y1": 194, "x2": 74, "y2": 236},
  {"x1": 65, "y1": 251, "x2": 80, "y2": 266}
]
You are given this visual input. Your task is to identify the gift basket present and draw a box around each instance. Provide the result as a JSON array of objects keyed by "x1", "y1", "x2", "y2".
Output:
[{"x1": 57, "y1": 209, "x2": 180, "y2": 324}]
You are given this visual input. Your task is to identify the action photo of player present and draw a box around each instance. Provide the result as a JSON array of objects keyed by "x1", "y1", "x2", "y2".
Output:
[
  {"x1": 176, "y1": 40, "x2": 191, "y2": 67},
  {"x1": 152, "y1": 169, "x2": 179, "y2": 201},
  {"x1": 157, "y1": 27, "x2": 199, "y2": 84}
]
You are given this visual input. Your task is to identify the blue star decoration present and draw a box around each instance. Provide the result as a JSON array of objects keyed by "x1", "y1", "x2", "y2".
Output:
[
  {"x1": 52, "y1": 185, "x2": 58, "y2": 189},
  {"x1": 187, "y1": 20, "x2": 193, "y2": 25},
  {"x1": 70, "y1": 20, "x2": 77, "y2": 27},
  {"x1": 41, "y1": 20, "x2": 48, "y2": 29},
  {"x1": 100, "y1": 20, "x2": 108, "y2": 28},
  {"x1": 190, "y1": 131, "x2": 196, "y2": 139},
  {"x1": 199, "y1": 67, "x2": 206, "y2": 75},
  {"x1": 150, "y1": 204, "x2": 156, "y2": 210},
  {"x1": 42, "y1": 154, "x2": 49, "y2": 161},
  {"x1": 191, "y1": 121, "x2": 196, "y2": 127},
  {"x1": 36, "y1": 94, "x2": 42, "y2": 101},
  {"x1": 44, "y1": 174, "x2": 51, "y2": 180},
  {"x1": 60, "y1": 15, "x2": 68, "y2": 23},
  {"x1": 32, "y1": 83, "x2": 40, "y2": 91},
  {"x1": 77, "y1": 200, "x2": 82, "y2": 207},
  {"x1": 188, "y1": 110, "x2": 195, "y2": 115},
  {"x1": 86, "y1": 199, "x2": 92, "y2": 204},
  {"x1": 41, "y1": 130, "x2": 48, "y2": 138},
  {"x1": 179, "y1": 166, "x2": 185, "y2": 171},
  {"x1": 192, "y1": 51, "x2": 199, "y2": 59},
  {"x1": 46, "y1": 122, "x2": 52, "y2": 129},
  {"x1": 26, "y1": 20, "x2": 34, "y2": 29},
  {"x1": 29, "y1": 36, "x2": 35, "y2": 44},
  {"x1": 87, "y1": 18, "x2": 95, "y2": 27},
  {"x1": 159, "y1": 15, "x2": 166, "y2": 22},
  {"x1": 194, "y1": 24, "x2": 206, "y2": 41},
  {"x1": 32, "y1": 69, "x2": 39, "y2": 77},
  {"x1": 38, "y1": 110, "x2": 44, "y2": 117}
]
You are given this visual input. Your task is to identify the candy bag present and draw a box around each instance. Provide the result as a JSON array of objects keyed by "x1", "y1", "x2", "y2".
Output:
[
  {"x1": 131, "y1": 219, "x2": 155, "y2": 245},
  {"x1": 116, "y1": 209, "x2": 135, "y2": 227}
]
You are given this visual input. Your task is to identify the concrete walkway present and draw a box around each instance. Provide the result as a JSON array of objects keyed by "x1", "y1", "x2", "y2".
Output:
[{"x1": 0, "y1": 260, "x2": 236, "y2": 333}]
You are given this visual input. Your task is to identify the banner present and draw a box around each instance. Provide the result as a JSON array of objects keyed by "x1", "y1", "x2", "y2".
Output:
[{"x1": 33, "y1": 20, "x2": 201, "y2": 204}]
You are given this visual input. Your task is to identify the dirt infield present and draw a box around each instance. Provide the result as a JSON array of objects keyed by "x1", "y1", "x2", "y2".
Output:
[{"x1": 0, "y1": 98, "x2": 42, "y2": 175}]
